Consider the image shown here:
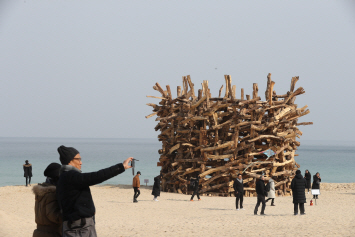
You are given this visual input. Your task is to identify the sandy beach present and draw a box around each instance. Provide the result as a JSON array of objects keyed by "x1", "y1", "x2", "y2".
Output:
[{"x1": 1, "y1": 183, "x2": 354, "y2": 237}]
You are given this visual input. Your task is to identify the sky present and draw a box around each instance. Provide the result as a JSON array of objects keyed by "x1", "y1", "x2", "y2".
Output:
[{"x1": 1, "y1": 1, "x2": 355, "y2": 141}]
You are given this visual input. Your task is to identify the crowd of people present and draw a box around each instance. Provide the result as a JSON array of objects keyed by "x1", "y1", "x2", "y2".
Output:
[{"x1": 26, "y1": 146, "x2": 322, "y2": 237}]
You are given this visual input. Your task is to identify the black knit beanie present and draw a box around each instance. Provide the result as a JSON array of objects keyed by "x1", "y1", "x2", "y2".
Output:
[
  {"x1": 44, "y1": 163, "x2": 61, "y2": 178},
  {"x1": 57, "y1": 145, "x2": 80, "y2": 165}
]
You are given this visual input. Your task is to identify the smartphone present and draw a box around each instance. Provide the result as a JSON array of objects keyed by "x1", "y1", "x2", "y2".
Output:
[{"x1": 131, "y1": 159, "x2": 139, "y2": 175}]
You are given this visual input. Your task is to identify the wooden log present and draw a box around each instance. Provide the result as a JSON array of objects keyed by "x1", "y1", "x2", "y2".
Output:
[
  {"x1": 169, "y1": 143, "x2": 180, "y2": 154},
  {"x1": 296, "y1": 122, "x2": 313, "y2": 126},
  {"x1": 206, "y1": 154, "x2": 234, "y2": 160},
  {"x1": 253, "y1": 83, "x2": 258, "y2": 99},
  {"x1": 247, "y1": 135, "x2": 284, "y2": 143},
  {"x1": 200, "y1": 181, "x2": 233, "y2": 193},
  {"x1": 154, "y1": 83, "x2": 167, "y2": 97},
  {"x1": 147, "y1": 95, "x2": 167, "y2": 100},
  {"x1": 201, "y1": 141, "x2": 234, "y2": 152},
  {"x1": 145, "y1": 112, "x2": 158, "y2": 119}
]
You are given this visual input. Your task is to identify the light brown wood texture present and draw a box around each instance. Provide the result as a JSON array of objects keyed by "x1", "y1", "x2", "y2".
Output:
[{"x1": 146, "y1": 74, "x2": 312, "y2": 197}]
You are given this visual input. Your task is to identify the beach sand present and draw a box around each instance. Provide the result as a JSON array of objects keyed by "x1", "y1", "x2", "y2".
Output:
[{"x1": 1, "y1": 183, "x2": 354, "y2": 237}]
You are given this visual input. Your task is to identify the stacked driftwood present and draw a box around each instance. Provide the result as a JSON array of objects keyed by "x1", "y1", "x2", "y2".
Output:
[{"x1": 146, "y1": 74, "x2": 312, "y2": 197}]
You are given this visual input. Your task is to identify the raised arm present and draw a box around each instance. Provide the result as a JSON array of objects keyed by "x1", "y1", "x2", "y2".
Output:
[{"x1": 70, "y1": 157, "x2": 133, "y2": 187}]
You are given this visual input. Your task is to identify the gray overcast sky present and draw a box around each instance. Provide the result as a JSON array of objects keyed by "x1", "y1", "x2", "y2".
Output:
[{"x1": 1, "y1": 1, "x2": 355, "y2": 141}]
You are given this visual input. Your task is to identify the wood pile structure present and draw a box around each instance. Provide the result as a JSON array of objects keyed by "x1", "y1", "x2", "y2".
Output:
[{"x1": 146, "y1": 74, "x2": 312, "y2": 197}]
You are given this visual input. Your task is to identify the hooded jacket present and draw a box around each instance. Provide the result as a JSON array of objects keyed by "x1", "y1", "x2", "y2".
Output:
[
  {"x1": 291, "y1": 173, "x2": 307, "y2": 203},
  {"x1": 304, "y1": 172, "x2": 311, "y2": 188},
  {"x1": 151, "y1": 176, "x2": 161, "y2": 197},
  {"x1": 312, "y1": 175, "x2": 321, "y2": 190},
  {"x1": 255, "y1": 179, "x2": 267, "y2": 196},
  {"x1": 24, "y1": 164, "x2": 33, "y2": 177},
  {"x1": 233, "y1": 178, "x2": 244, "y2": 193},
  {"x1": 32, "y1": 183, "x2": 62, "y2": 237},
  {"x1": 56, "y1": 163, "x2": 125, "y2": 222}
]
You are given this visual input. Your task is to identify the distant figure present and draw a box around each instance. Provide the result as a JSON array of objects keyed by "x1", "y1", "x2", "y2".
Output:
[
  {"x1": 32, "y1": 163, "x2": 62, "y2": 237},
  {"x1": 56, "y1": 145, "x2": 132, "y2": 237},
  {"x1": 312, "y1": 172, "x2": 321, "y2": 199},
  {"x1": 152, "y1": 175, "x2": 162, "y2": 201},
  {"x1": 265, "y1": 176, "x2": 276, "y2": 206},
  {"x1": 304, "y1": 170, "x2": 311, "y2": 194},
  {"x1": 23, "y1": 160, "x2": 33, "y2": 186},
  {"x1": 133, "y1": 171, "x2": 141, "y2": 203},
  {"x1": 190, "y1": 176, "x2": 201, "y2": 201},
  {"x1": 254, "y1": 175, "x2": 267, "y2": 215},
  {"x1": 291, "y1": 170, "x2": 307, "y2": 215},
  {"x1": 233, "y1": 173, "x2": 244, "y2": 210}
]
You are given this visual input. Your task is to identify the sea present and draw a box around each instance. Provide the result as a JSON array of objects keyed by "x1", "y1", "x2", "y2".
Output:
[{"x1": 0, "y1": 137, "x2": 354, "y2": 187}]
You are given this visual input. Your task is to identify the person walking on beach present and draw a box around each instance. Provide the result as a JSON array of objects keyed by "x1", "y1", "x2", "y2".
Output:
[
  {"x1": 291, "y1": 170, "x2": 307, "y2": 215},
  {"x1": 312, "y1": 172, "x2": 321, "y2": 199},
  {"x1": 133, "y1": 171, "x2": 141, "y2": 203},
  {"x1": 254, "y1": 175, "x2": 267, "y2": 215},
  {"x1": 56, "y1": 145, "x2": 132, "y2": 237},
  {"x1": 304, "y1": 170, "x2": 311, "y2": 194},
  {"x1": 32, "y1": 163, "x2": 62, "y2": 237},
  {"x1": 265, "y1": 176, "x2": 276, "y2": 206},
  {"x1": 24, "y1": 160, "x2": 33, "y2": 186},
  {"x1": 152, "y1": 175, "x2": 162, "y2": 201},
  {"x1": 233, "y1": 173, "x2": 244, "y2": 210},
  {"x1": 190, "y1": 176, "x2": 201, "y2": 201}
]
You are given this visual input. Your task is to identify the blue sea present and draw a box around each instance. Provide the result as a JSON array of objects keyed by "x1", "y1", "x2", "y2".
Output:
[{"x1": 0, "y1": 137, "x2": 354, "y2": 187}]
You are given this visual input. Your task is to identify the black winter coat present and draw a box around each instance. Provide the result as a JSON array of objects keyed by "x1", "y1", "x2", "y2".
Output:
[
  {"x1": 56, "y1": 163, "x2": 125, "y2": 222},
  {"x1": 304, "y1": 172, "x2": 311, "y2": 188},
  {"x1": 255, "y1": 179, "x2": 266, "y2": 196},
  {"x1": 24, "y1": 164, "x2": 33, "y2": 177},
  {"x1": 312, "y1": 175, "x2": 321, "y2": 189},
  {"x1": 190, "y1": 177, "x2": 200, "y2": 191},
  {"x1": 291, "y1": 173, "x2": 307, "y2": 203},
  {"x1": 151, "y1": 176, "x2": 161, "y2": 197},
  {"x1": 233, "y1": 179, "x2": 244, "y2": 193}
]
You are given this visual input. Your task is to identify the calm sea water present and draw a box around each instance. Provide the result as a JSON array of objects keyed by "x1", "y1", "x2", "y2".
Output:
[{"x1": 0, "y1": 137, "x2": 354, "y2": 187}]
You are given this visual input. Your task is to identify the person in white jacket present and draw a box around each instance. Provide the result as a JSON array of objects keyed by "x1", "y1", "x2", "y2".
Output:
[{"x1": 265, "y1": 177, "x2": 276, "y2": 206}]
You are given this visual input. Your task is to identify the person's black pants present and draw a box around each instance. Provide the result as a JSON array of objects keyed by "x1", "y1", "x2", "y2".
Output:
[
  {"x1": 266, "y1": 198, "x2": 274, "y2": 205},
  {"x1": 133, "y1": 187, "x2": 140, "y2": 200},
  {"x1": 235, "y1": 192, "x2": 243, "y2": 209},
  {"x1": 190, "y1": 189, "x2": 200, "y2": 200},
  {"x1": 254, "y1": 194, "x2": 266, "y2": 214},
  {"x1": 294, "y1": 203, "x2": 305, "y2": 214},
  {"x1": 25, "y1": 177, "x2": 31, "y2": 186}
]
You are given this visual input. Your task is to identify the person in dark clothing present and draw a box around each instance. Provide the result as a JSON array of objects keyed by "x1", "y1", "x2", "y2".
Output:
[
  {"x1": 32, "y1": 163, "x2": 62, "y2": 237},
  {"x1": 291, "y1": 170, "x2": 307, "y2": 215},
  {"x1": 233, "y1": 174, "x2": 244, "y2": 210},
  {"x1": 152, "y1": 175, "x2": 162, "y2": 201},
  {"x1": 254, "y1": 175, "x2": 267, "y2": 215},
  {"x1": 24, "y1": 160, "x2": 33, "y2": 186},
  {"x1": 133, "y1": 171, "x2": 141, "y2": 203},
  {"x1": 56, "y1": 145, "x2": 133, "y2": 237},
  {"x1": 304, "y1": 170, "x2": 311, "y2": 194},
  {"x1": 190, "y1": 176, "x2": 201, "y2": 201},
  {"x1": 312, "y1": 172, "x2": 321, "y2": 199}
]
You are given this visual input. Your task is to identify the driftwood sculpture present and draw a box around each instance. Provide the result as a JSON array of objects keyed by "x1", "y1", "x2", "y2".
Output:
[{"x1": 146, "y1": 74, "x2": 312, "y2": 197}]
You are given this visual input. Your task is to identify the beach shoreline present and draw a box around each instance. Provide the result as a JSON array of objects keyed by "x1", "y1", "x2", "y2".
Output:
[{"x1": 1, "y1": 183, "x2": 354, "y2": 236}]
